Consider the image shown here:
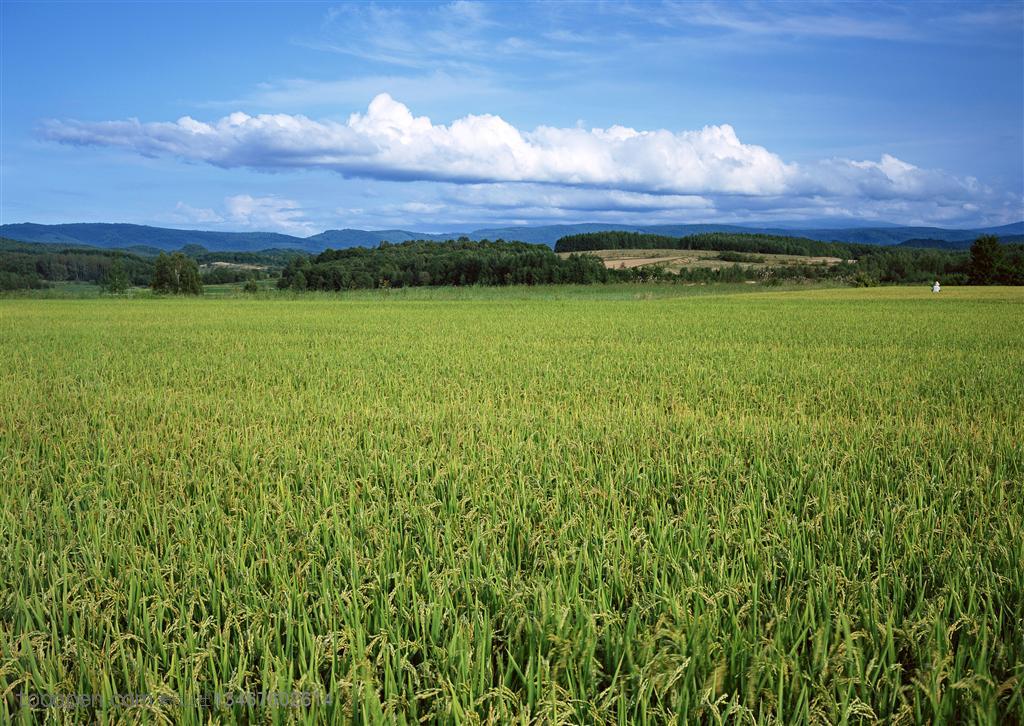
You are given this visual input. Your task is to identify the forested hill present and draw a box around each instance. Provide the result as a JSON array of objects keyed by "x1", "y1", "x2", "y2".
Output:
[
  {"x1": 279, "y1": 240, "x2": 610, "y2": 291},
  {"x1": 0, "y1": 223, "x2": 310, "y2": 253}
]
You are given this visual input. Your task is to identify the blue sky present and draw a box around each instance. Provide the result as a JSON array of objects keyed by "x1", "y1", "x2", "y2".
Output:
[{"x1": 2, "y1": 1, "x2": 1022, "y2": 235}]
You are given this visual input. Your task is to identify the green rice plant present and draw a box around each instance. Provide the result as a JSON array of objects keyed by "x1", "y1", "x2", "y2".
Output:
[{"x1": 0, "y1": 285, "x2": 1021, "y2": 723}]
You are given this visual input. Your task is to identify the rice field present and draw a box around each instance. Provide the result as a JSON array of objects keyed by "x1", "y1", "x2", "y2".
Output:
[{"x1": 1, "y1": 285, "x2": 1022, "y2": 723}]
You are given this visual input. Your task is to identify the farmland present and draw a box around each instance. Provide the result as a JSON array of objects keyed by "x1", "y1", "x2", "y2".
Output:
[
  {"x1": 1, "y1": 285, "x2": 1022, "y2": 723},
  {"x1": 559, "y1": 248, "x2": 848, "y2": 273}
]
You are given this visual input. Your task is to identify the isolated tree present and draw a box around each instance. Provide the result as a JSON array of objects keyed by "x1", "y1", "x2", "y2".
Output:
[
  {"x1": 101, "y1": 255, "x2": 130, "y2": 294},
  {"x1": 151, "y1": 252, "x2": 202, "y2": 295},
  {"x1": 151, "y1": 252, "x2": 173, "y2": 293},
  {"x1": 177, "y1": 254, "x2": 203, "y2": 295},
  {"x1": 968, "y1": 235, "x2": 1002, "y2": 285}
]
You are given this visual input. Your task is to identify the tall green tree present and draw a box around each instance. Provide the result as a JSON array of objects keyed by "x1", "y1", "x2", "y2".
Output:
[
  {"x1": 151, "y1": 252, "x2": 203, "y2": 295},
  {"x1": 101, "y1": 255, "x2": 130, "y2": 294},
  {"x1": 176, "y1": 254, "x2": 203, "y2": 295},
  {"x1": 968, "y1": 235, "x2": 1002, "y2": 285},
  {"x1": 151, "y1": 253, "x2": 174, "y2": 293}
]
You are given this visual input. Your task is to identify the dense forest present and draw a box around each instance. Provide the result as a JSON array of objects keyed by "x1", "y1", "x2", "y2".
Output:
[
  {"x1": 0, "y1": 239, "x2": 153, "y2": 290},
  {"x1": 0, "y1": 239, "x2": 286, "y2": 291},
  {"x1": 278, "y1": 239, "x2": 611, "y2": 290}
]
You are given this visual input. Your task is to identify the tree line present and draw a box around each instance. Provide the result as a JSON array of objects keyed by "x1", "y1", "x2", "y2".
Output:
[
  {"x1": 3, "y1": 232, "x2": 1021, "y2": 293},
  {"x1": 0, "y1": 243, "x2": 153, "y2": 291},
  {"x1": 553, "y1": 230, "x2": 876, "y2": 257},
  {"x1": 554, "y1": 232, "x2": 1024, "y2": 286},
  {"x1": 965, "y1": 235, "x2": 1024, "y2": 285},
  {"x1": 0, "y1": 239, "x2": 282, "y2": 292},
  {"x1": 278, "y1": 239, "x2": 612, "y2": 291}
]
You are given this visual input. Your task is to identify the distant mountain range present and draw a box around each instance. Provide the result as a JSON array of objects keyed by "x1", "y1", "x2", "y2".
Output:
[
  {"x1": 0, "y1": 223, "x2": 304, "y2": 253},
  {"x1": 2, "y1": 221, "x2": 1021, "y2": 253}
]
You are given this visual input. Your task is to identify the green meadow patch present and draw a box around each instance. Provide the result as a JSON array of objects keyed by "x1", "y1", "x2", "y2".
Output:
[{"x1": 1, "y1": 286, "x2": 1022, "y2": 723}]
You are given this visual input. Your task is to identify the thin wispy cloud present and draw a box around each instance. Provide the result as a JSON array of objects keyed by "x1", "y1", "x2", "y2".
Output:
[
  {"x1": 431, "y1": 180, "x2": 1010, "y2": 228},
  {"x1": 299, "y1": 1, "x2": 497, "y2": 71},
  {"x1": 333, "y1": 181, "x2": 1009, "y2": 230},
  {"x1": 297, "y1": 1, "x2": 594, "y2": 76},
  {"x1": 666, "y1": 1, "x2": 918, "y2": 41},
  {"x1": 506, "y1": 0, "x2": 1024, "y2": 71}
]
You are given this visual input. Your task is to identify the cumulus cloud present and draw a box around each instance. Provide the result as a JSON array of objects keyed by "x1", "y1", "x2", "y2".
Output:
[
  {"x1": 41, "y1": 94, "x2": 794, "y2": 195},
  {"x1": 41, "y1": 94, "x2": 1009, "y2": 223}
]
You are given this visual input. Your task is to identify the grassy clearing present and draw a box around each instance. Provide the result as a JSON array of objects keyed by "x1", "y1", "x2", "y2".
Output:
[{"x1": 1, "y1": 286, "x2": 1022, "y2": 723}]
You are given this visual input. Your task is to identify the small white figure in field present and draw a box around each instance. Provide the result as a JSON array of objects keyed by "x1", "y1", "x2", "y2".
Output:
[{"x1": 932, "y1": 280, "x2": 941, "y2": 293}]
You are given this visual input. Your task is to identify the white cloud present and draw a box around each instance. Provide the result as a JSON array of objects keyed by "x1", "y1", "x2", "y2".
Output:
[
  {"x1": 40, "y1": 95, "x2": 773, "y2": 194},
  {"x1": 446, "y1": 184, "x2": 714, "y2": 214},
  {"x1": 168, "y1": 195, "x2": 318, "y2": 235},
  {"x1": 667, "y1": 2, "x2": 917, "y2": 41},
  {"x1": 173, "y1": 201, "x2": 223, "y2": 224},
  {"x1": 396, "y1": 201, "x2": 447, "y2": 215},
  {"x1": 42, "y1": 93, "x2": 1001, "y2": 217},
  {"x1": 306, "y1": 1, "x2": 497, "y2": 71},
  {"x1": 323, "y1": 176, "x2": 1019, "y2": 231},
  {"x1": 223, "y1": 195, "x2": 317, "y2": 236}
]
